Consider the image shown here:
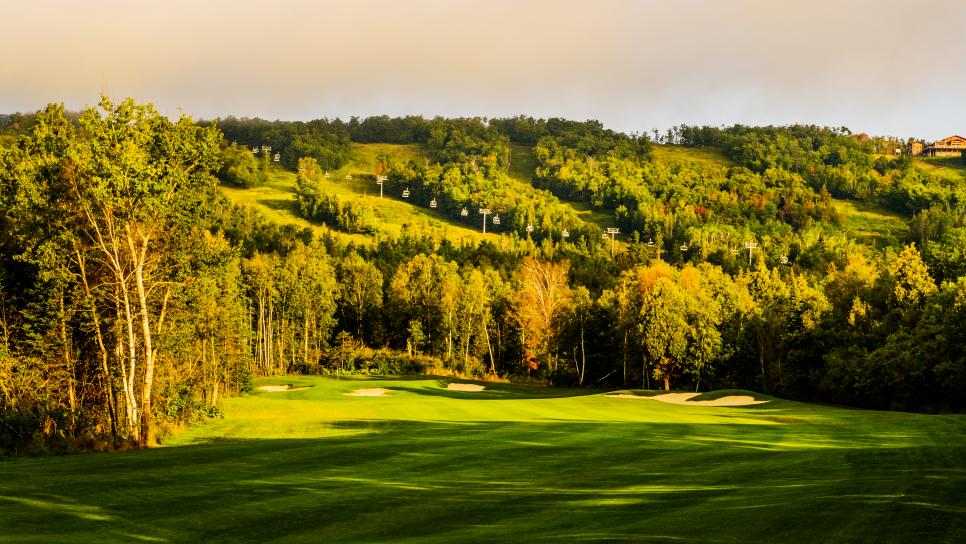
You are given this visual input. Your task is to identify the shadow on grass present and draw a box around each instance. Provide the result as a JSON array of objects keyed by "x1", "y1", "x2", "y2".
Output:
[
  {"x1": 1, "y1": 418, "x2": 964, "y2": 543},
  {"x1": 257, "y1": 197, "x2": 299, "y2": 212}
]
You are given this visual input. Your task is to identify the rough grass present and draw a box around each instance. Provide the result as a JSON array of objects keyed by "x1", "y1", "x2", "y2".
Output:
[
  {"x1": 219, "y1": 144, "x2": 487, "y2": 244},
  {"x1": 508, "y1": 143, "x2": 539, "y2": 184},
  {"x1": 507, "y1": 143, "x2": 615, "y2": 233},
  {"x1": 218, "y1": 167, "x2": 369, "y2": 243},
  {"x1": 651, "y1": 144, "x2": 734, "y2": 168},
  {"x1": 832, "y1": 198, "x2": 907, "y2": 247},
  {"x1": 911, "y1": 156, "x2": 966, "y2": 182},
  {"x1": 2, "y1": 375, "x2": 964, "y2": 543}
]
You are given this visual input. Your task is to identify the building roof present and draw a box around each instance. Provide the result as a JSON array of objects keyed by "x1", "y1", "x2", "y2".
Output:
[{"x1": 935, "y1": 135, "x2": 966, "y2": 145}]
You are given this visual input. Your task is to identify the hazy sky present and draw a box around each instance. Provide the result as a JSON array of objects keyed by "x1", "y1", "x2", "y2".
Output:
[{"x1": 2, "y1": 0, "x2": 965, "y2": 139}]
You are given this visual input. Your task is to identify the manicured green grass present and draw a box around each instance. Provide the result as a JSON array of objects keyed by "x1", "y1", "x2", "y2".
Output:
[
  {"x1": 832, "y1": 198, "x2": 908, "y2": 247},
  {"x1": 2, "y1": 375, "x2": 965, "y2": 542}
]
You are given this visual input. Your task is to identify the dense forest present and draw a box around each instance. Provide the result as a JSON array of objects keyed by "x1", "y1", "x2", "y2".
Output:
[{"x1": 2, "y1": 100, "x2": 965, "y2": 454}]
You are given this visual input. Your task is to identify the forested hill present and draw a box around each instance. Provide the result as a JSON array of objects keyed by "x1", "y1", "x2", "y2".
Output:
[{"x1": 2, "y1": 102, "x2": 965, "y2": 453}]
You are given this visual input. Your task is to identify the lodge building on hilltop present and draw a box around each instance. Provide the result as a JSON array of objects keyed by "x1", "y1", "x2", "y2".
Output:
[{"x1": 909, "y1": 135, "x2": 966, "y2": 157}]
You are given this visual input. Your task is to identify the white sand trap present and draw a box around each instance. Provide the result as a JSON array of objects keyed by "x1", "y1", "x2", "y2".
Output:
[
  {"x1": 608, "y1": 392, "x2": 767, "y2": 406},
  {"x1": 447, "y1": 383, "x2": 485, "y2": 392},
  {"x1": 258, "y1": 384, "x2": 310, "y2": 392},
  {"x1": 345, "y1": 387, "x2": 390, "y2": 397}
]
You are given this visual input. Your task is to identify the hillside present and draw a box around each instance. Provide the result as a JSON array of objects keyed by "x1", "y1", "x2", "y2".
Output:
[
  {"x1": 219, "y1": 144, "x2": 488, "y2": 244},
  {"x1": 651, "y1": 143, "x2": 735, "y2": 168},
  {"x1": 508, "y1": 143, "x2": 615, "y2": 233},
  {"x1": 832, "y1": 198, "x2": 907, "y2": 248},
  {"x1": 911, "y1": 155, "x2": 966, "y2": 182},
  {"x1": 3, "y1": 375, "x2": 964, "y2": 542},
  {"x1": 218, "y1": 143, "x2": 740, "y2": 245}
]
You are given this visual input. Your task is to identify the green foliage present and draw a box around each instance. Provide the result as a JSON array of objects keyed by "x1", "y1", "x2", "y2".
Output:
[
  {"x1": 890, "y1": 243, "x2": 936, "y2": 307},
  {"x1": 213, "y1": 116, "x2": 352, "y2": 170},
  {"x1": 219, "y1": 143, "x2": 267, "y2": 188},
  {"x1": 294, "y1": 156, "x2": 375, "y2": 233}
]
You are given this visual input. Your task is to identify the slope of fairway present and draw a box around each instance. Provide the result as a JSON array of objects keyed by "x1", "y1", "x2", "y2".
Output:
[{"x1": 2, "y1": 375, "x2": 965, "y2": 543}]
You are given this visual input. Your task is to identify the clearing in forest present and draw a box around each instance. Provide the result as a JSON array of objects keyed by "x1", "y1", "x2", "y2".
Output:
[
  {"x1": 832, "y1": 198, "x2": 907, "y2": 247},
  {"x1": 219, "y1": 143, "x2": 487, "y2": 244}
]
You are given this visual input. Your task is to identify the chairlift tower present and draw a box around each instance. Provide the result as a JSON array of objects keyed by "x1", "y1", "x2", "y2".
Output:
[
  {"x1": 605, "y1": 227, "x2": 620, "y2": 257},
  {"x1": 744, "y1": 241, "x2": 758, "y2": 266},
  {"x1": 478, "y1": 208, "x2": 492, "y2": 234},
  {"x1": 375, "y1": 175, "x2": 387, "y2": 199}
]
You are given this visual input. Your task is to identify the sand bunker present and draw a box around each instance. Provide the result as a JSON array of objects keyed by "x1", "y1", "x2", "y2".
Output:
[
  {"x1": 608, "y1": 392, "x2": 767, "y2": 406},
  {"x1": 257, "y1": 384, "x2": 310, "y2": 392},
  {"x1": 447, "y1": 383, "x2": 486, "y2": 392},
  {"x1": 345, "y1": 387, "x2": 390, "y2": 397}
]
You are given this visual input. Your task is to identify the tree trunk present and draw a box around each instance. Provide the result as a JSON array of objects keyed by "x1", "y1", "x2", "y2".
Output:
[
  {"x1": 303, "y1": 315, "x2": 309, "y2": 367},
  {"x1": 76, "y1": 247, "x2": 118, "y2": 441},
  {"x1": 130, "y1": 232, "x2": 155, "y2": 448},
  {"x1": 120, "y1": 276, "x2": 141, "y2": 443},
  {"x1": 483, "y1": 318, "x2": 496, "y2": 376},
  {"x1": 58, "y1": 292, "x2": 77, "y2": 438},
  {"x1": 623, "y1": 331, "x2": 628, "y2": 386},
  {"x1": 758, "y1": 335, "x2": 768, "y2": 394},
  {"x1": 579, "y1": 321, "x2": 586, "y2": 386}
]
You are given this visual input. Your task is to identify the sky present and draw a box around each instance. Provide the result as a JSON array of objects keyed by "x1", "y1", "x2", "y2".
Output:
[{"x1": 2, "y1": 0, "x2": 965, "y2": 139}]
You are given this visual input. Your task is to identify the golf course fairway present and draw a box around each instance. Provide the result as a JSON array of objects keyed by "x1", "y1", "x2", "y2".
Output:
[{"x1": 2, "y1": 375, "x2": 964, "y2": 542}]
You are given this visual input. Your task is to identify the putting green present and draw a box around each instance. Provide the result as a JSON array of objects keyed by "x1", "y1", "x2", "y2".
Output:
[{"x1": 1, "y1": 376, "x2": 964, "y2": 542}]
